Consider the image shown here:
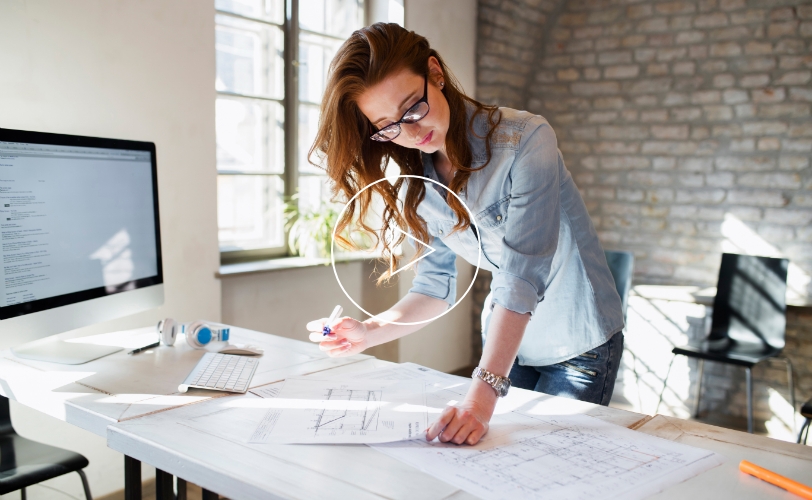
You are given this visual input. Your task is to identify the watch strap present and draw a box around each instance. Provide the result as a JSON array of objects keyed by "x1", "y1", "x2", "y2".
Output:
[{"x1": 472, "y1": 366, "x2": 511, "y2": 397}]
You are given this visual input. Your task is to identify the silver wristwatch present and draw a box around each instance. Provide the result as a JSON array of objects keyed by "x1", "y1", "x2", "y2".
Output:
[{"x1": 472, "y1": 367, "x2": 511, "y2": 397}]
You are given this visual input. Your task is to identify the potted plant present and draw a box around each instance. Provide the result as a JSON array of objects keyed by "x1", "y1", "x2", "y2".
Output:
[{"x1": 284, "y1": 197, "x2": 374, "y2": 259}]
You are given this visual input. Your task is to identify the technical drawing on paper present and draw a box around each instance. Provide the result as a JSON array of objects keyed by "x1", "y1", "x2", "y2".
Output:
[
  {"x1": 375, "y1": 413, "x2": 724, "y2": 500},
  {"x1": 247, "y1": 377, "x2": 428, "y2": 444},
  {"x1": 309, "y1": 388, "x2": 382, "y2": 436},
  {"x1": 438, "y1": 424, "x2": 672, "y2": 493}
]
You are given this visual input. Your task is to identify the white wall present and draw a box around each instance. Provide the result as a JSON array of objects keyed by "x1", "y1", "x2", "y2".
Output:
[
  {"x1": 0, "y1": 0, "x2": 220, "y2": 498},
  {"x1": 405, "y1": 0, "x2": 477, "y2": 96}
]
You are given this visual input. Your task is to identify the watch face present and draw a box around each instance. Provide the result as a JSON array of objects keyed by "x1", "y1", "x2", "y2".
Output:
[{"x1": 498, "y1": 379, "x2": 510, "y2": 397}]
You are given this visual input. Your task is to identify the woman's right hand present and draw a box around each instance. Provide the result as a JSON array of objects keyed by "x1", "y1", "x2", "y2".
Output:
[{"x1": 306, "y1": 316, "x2": 371, "y2": 357}]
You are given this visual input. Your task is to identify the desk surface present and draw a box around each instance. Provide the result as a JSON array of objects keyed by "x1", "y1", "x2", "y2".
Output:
[
  {"x1": 107, "y1": 356, "x2": 812, "y2": 500},
  {"x1": 106, "y1": 358, "x2": 653, "y2": 500},
  {"x1": 637, "y1": 415, "x2": 812, "y2": 499},
  {"x1": 4, "y1": 327, "x2": 811, "y2": 500},
  {"x1": 0, "y1": 326, "x2": 369, "y2": 436}
]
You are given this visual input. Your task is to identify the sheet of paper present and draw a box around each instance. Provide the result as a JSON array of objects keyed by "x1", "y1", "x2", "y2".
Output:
[
  {"x1": 249, "y1": 385, "x2": 280, "y2": 399},
  {"x1": 373, "y1": 412, "x2": 724, "y2": 500},
  {"x1": 246, "y1": 377, "x2": 429, "y2": 444}
]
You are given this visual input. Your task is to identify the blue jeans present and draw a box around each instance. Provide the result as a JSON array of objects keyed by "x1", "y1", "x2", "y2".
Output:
[{"x1": 508, "y1": 332, "x2": 624, "y2": 406}]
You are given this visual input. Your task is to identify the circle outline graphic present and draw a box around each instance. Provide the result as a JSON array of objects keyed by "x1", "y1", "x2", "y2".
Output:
[{"x1": 331, "y1": 174, "x2": 481, "y2": 326}]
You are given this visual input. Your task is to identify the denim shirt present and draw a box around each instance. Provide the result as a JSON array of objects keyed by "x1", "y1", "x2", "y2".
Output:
[{"x1": 407, "y1": 105, "x2": 624, "y2": 366}]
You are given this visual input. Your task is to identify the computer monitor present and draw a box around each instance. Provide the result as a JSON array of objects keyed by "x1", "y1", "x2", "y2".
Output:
[{"x1": 0, "y1": 128, "x2": 163, "y2": 364}]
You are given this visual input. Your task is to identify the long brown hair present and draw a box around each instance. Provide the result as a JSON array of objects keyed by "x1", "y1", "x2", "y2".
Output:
[{"x1": 310, "y1": 22, "x2": 500, "y2": 282}]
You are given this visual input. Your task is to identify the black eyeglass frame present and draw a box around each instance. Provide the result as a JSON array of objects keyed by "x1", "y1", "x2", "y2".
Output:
[{"x1": 369, "y1": 74, "x2": 430, "y2": 142}]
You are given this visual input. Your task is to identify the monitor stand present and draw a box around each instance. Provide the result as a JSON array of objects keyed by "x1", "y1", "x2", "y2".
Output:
[{"x1": 11, "y1": 339, "x2": 122, "y2": 365}]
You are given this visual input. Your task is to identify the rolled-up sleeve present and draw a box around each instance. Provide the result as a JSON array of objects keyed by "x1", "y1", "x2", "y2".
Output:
[
  {"x1": 490, "y1": 118, "x2": 561, "y2": 315},
  {"x1": 407, "y1": 230, "x2": 457, "y2": 307}
]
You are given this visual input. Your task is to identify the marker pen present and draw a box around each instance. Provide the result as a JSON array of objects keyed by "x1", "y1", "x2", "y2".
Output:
[{"x1": 322, "y1": 305, "x2": 343, "y2": 336}]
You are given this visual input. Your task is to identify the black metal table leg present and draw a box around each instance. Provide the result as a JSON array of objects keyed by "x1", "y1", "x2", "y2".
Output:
[
  {"x1": 124, "y1": 455, "x2": 141, "y2": 500},
  {"x1": 176, "y1": 477, "x2": 188, "y2": 500},
  {"x1": 156, "y1": 468, "x2": 175, "y2": 500},
  {"x1": 202, "y1": 488, "x2": 219, "y2": 500}
]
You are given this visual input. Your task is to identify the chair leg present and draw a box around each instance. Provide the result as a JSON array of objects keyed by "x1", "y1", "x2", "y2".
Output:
[
  {"x1": 202, "y1": 489, "x2": 218, "y2": 500},
  {"x1": 77, "y1": 469, "x2": 93, "y2": 500},
  {"x1": 781, "y1": 357, "x2": 796, "y2": 435},
  {"x1": 20, "y1": 487, "x2": 25, "y2": 500},
  {"x1": 798, "y1": 419, "x2": 810, "y2": 445},
  {"x1": 655, "y1": 355, "x2": 675, "y2": 415},
  {"x1": 693, "y1": 359, "x2": 705, "y2": 419},
  {"x1": 746, "y1": 367, "x2": 753, "y2": 434}
]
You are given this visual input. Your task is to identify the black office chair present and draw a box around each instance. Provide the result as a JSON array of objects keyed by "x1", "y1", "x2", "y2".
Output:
[
  {"x1": 666, "y1": 253, "x2": 795, "y2": 434},
  {"x1": 604, "y1": 250, "x2": 634, "y2": 320},
  {"x1": 799, "y1": 398, "x2": 812, "y2": 445},
  {"x1": 0, "y1": 396, "x2": 92, "y2": 499}
]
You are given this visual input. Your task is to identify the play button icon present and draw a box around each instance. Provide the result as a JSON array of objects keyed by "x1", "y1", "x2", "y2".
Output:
[
  {"x1": 331, "y1": 174, "x2": 481, "y2": 326},
  {"x1": 389, "y1": 227, "x2": 436, "y2": 277}
]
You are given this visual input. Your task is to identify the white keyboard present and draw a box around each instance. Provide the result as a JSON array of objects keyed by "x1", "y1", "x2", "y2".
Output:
[{"x1": 178, "y1": 352, "x2": 259, "y2": 393}]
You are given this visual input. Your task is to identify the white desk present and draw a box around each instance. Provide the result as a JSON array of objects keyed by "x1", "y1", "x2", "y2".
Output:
[
  {"x1": 106, "y1": 356, "x2": 812, "y2": 500},
  {"x1": 635, "y1": 415, "x2": 812, "y2": 499},
  {"x1": 106, "y1": 358, "x2": 650, "y2": 500},
  {"x1": 3, "y1": 327, "x2": 811, "y2": 500},
  {"x1": 0, "y1": 325, "x2": 369, "y2": 437}
]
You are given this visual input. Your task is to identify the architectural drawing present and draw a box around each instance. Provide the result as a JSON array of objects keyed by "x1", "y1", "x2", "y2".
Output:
[
  {"x1": 375, "y1": 413, "x2": 723, "y2": 500},
  {"x1": 309, "y1": 388, "x2": 382, "y2": 436},
  {"x1": 246, "y1": 377, "x2": 427, "y2": 444}
]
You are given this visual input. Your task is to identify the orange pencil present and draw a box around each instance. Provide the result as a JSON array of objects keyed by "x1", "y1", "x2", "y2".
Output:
[{"x1": 739, "y1": 460, "x2": 812, "y2": 500}]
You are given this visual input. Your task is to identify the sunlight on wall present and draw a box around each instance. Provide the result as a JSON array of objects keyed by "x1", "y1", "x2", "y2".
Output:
[
  {"x1": 721, "y1": 213, "x2": 811, "y2": 305},
  {"x1": 617, "y1": 290, "x2": 707, "y2": 419},
  {"x1": 613, "y1": 214, "x2": 812, "y2": 441},
  {"x1": 764, "y1": 387, "x2": 802, "y2": 442}
]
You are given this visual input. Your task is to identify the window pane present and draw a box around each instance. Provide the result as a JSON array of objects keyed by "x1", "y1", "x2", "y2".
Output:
[
  {"x1": 218, "y1": 175, "x2": 284, "y2": 251},
  {"x1": 298, "y1": 175, "x2": 332, "y2": 214},
  {"x1": 299, "y1": 0, "x2": 364, "y2": 38},
  {"x1": 298, "y1": 103, "x2": 324, "y2": 174},
  {"x1": 298, "y1": 32, "x2": 343, "y2": 104},
  {"x1": 216, "y1": 96, "x2": 284, "y2": 173},
  {"x1": 215, "y1": 0, "x2": 284, "y2": 25},
  {"x1": 216, "y1": 14, "x2": 284, "y2": 99}
]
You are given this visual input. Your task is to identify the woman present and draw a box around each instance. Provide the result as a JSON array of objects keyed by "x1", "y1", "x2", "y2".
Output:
[{"x1": 306, "y1": 23, "x2": 625, "y2": 446}]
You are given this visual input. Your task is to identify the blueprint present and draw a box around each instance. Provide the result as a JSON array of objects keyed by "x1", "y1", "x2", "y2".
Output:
[
  {"x1": 247, "y1": 377, "x2": 429, "y2": 444},
  {"x1": 374, "y1": 412, "x2": 724, "y2": 500}
]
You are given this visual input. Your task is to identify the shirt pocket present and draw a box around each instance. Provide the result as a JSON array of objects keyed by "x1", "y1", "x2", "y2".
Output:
[
  {"x1": 475, "y1": 195, "x2": 510, "y2": 231},
  {"x1": 426, "y1": 219, "x2": 456, "y2": 240}
]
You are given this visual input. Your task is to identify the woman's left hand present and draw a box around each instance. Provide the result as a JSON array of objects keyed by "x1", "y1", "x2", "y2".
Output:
[{"x1": 425, "y1": 382, "x2": 497, "y2": 445}]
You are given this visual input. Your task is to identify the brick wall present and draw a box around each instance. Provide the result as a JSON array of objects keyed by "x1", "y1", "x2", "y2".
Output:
[
  {"x1": 477, "y1": 0, "x2": 812, "y2": 299},
  {"x1": 474, "y1": 0, "x2": 812, "y2": 433},
  {"x1": 477, "y1": 0, "x2": 566, "y2": 109}
]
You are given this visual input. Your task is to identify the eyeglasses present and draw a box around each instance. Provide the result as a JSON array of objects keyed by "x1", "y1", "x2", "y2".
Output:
[{"x1": 369, "y1": 74, "x2": 430, "y2": 142}]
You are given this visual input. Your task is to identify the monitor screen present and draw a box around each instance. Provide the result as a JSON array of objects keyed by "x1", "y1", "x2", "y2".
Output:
[{"x1": 0, "y1": 129, "x2": 162, "y2": 321}]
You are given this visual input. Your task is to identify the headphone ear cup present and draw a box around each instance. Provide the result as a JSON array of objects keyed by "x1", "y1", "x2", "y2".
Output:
[
  {"x1": 185, "y1": 321, "x2": 210, "y2": 349},
  {"x1": 159, "y1": 318, "x2": 177, "y2": 346}
]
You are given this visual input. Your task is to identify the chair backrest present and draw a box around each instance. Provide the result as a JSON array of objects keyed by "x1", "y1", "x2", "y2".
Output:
[
  {"x1": 604, "y1": 250, "x2": 634, "y2": 321},
  {"x1": 710, "y1": 253, "x2": 788, "y2": 349},
  {"x1": 0, "y1": 396, "x2": 14, "y2": 436}
]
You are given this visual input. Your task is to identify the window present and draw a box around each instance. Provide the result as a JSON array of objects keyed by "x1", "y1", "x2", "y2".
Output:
[{"x1": 215, "y1": 0, "x2": 365, "y2": 261}]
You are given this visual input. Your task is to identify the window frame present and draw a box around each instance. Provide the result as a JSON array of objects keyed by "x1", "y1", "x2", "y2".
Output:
[{"x1": 217, "y1": 0, "x2": 368, "y2": 265}]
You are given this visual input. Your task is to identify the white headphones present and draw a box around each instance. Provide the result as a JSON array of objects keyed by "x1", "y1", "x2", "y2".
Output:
[{"x1": 156, "y1": 318, "x2": 230, "y2": 349}]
